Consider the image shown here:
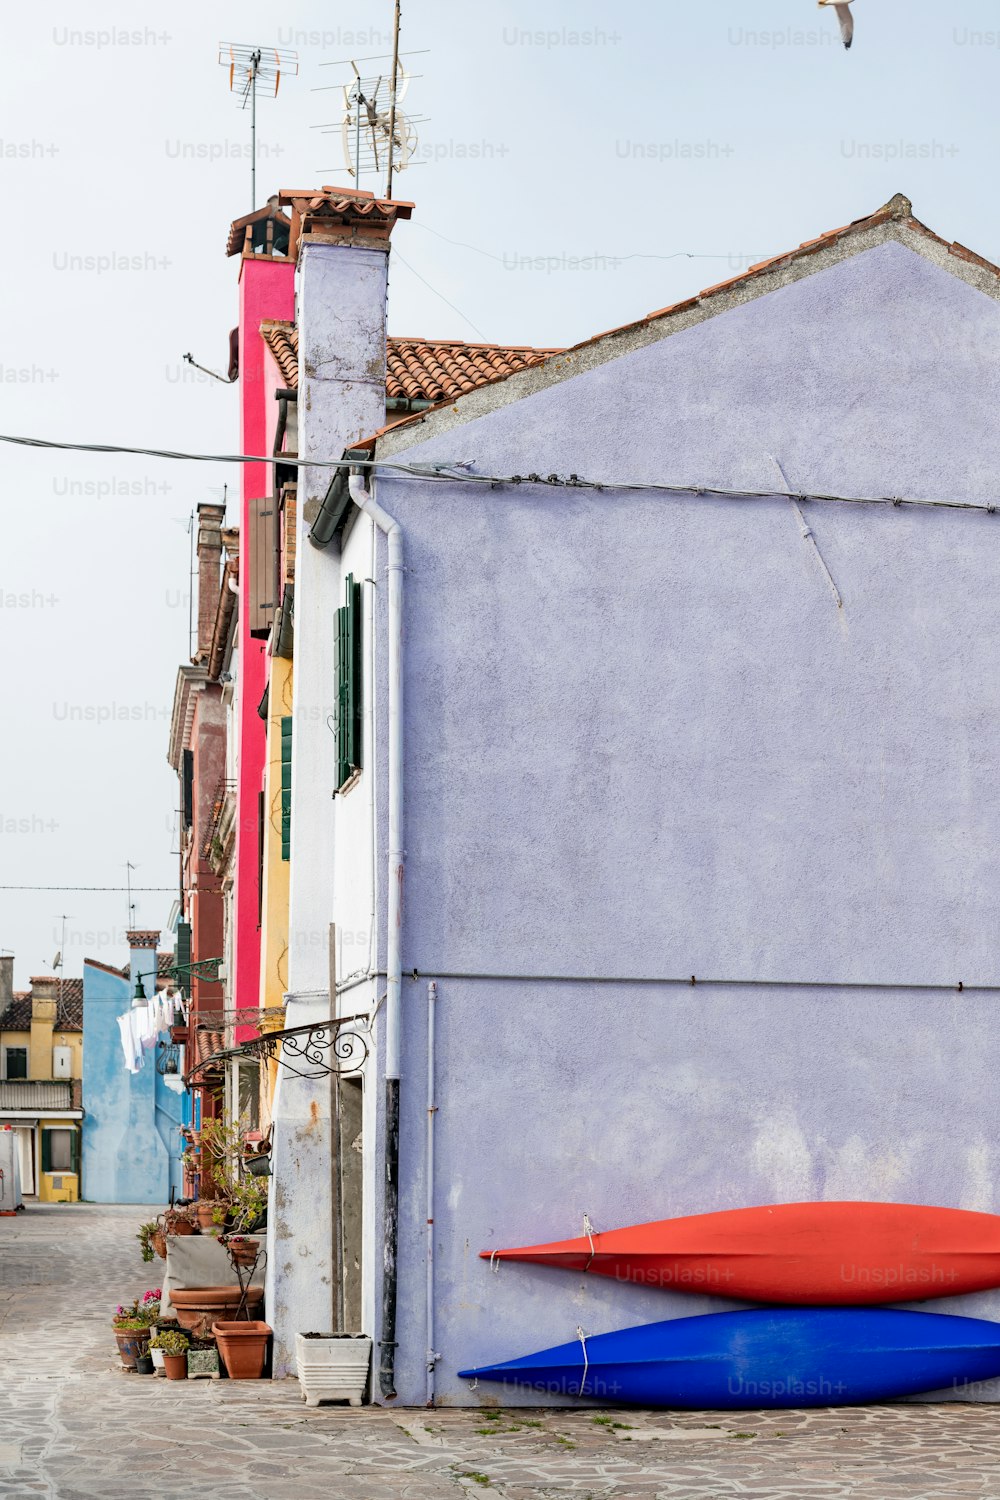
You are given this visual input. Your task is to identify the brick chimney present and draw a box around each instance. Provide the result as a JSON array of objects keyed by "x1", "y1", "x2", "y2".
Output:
[
  {"x1": 0, "y1": 954, "x2": 13, "y2": 1021},
  {"x1": 192, "y1": 502, "x2": 226, "y2": 666}
]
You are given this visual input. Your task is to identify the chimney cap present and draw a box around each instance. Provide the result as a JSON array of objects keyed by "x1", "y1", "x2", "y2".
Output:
[
  {"x1": 277, "y1": 185, "x2": 413, "y2": 262},
  {"x1": 127, "y1": 929, "x2": 161, "y2": 949}
]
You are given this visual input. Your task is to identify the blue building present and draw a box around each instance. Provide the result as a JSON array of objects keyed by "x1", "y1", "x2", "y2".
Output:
[{"x1": 82, "y1": 930, "x2": 186, "y2": 1204}]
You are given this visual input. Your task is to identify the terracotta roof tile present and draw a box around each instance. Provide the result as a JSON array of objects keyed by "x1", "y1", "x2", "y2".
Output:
[
  {"x1": 260, "y1": 322, "x2": 561, "y2": 406},
  {"x1": 0, "y1": 978, "x2": 83, "y2": 1032},
  {"x1": 261, "y1": 321, "x2": 298, "y2": 388},
  {"x1": 386, "y1": 339, "x2": 560, "y2": 402},
  {"x1": 277, "y1": 185, "x2": 414, "y2": 260}
]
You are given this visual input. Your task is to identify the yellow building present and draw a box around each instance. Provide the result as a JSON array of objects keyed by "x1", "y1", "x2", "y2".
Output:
[{"x1": 0, "y1": 962, "x2": 84, "y2": 1201}]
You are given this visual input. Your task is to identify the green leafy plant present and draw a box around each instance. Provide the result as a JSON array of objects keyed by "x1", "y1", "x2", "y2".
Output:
[
  {"x1": 192, "y1": 1117, "x2": 268, "y2": 1231},
  {"x1": 136, "y1": 1221, "x2": 158, "y2": 1263},
  {"x1": 150, "y1": 1329, "x2": 190, "y2": 1355},
  {"x1": 112, "y1": 1293, "x2": 160, "y2": 1329}
]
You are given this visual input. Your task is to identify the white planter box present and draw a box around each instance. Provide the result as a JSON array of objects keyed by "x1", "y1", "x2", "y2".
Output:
[{"x1": 295, "y1": 1333, "x2": 372, "y2": 1407}]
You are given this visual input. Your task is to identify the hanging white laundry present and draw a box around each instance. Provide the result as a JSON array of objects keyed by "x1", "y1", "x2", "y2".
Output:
[{"x1": 117, "y1": 1013, "x2": 142, "y2": 1073}]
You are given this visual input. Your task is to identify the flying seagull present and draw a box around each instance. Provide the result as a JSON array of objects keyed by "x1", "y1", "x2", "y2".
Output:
[{"x1": 818, "y1": 0, "x2": 854, "y2": 49}]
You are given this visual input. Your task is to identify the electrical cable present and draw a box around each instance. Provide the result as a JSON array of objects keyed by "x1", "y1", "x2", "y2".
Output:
[
  {"x1": 4, "y1": 428, "x2": 999, "y2": 515},
  {"x1": 0, "y1": 885, "x2": 176, "y2": 892}
]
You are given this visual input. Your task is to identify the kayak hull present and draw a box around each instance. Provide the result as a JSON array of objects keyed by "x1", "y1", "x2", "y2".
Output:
[
  {"x1": 482, "y1": 1201, "x2": 1000, "y2": 1304},
  {"x1": 458, "y1": 1307, "x2": 1000, "y2": 1408}
]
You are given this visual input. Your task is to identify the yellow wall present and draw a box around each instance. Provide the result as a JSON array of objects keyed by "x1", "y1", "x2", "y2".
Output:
[
  {"x1": 258, "y1": 654, "x2": 293, "y2": 1115},
  {"x1": 1, "y1": 1024, "x2": 83, "y2": 1081},
  {"x1": 37, "y1": 1117, "x2": 79, "y2": 1202},
  {"x1": 29, "y1": 997, "x2": 57, "y2": 1078},
  {"x1": 2, "y1": 1013, "x2": 83, "y2": 1202}
]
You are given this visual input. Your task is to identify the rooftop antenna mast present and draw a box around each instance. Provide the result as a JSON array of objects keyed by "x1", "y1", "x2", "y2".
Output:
[
  {"x1": 312, "y1": 4, "x2": 426, "y2": 196},
  {"x1": 219, "y1": 43, "x2": 299, "y2": 212},
  {"x1": 386, "y1": 0, "x2": 402, "y2": 200}
]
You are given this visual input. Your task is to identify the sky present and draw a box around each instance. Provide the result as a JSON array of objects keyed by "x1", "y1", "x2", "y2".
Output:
[{"x1": 0, "y1": 0, "x2": 997, "y2": 988}]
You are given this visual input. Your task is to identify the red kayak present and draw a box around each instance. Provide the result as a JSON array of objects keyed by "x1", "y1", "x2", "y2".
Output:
[{"x1": 481, "y1": 1202, "x2": 1000, "y2": 1304}]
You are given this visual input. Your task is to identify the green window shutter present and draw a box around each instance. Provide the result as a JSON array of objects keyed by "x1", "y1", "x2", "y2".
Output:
[
  {"x1": 70, "y1": 1128, "x2": 80, "y2": 1178},
  {"x1": 335, "y1": 574, "x2": 362, "y2": 791},
  {"x1": 176, "y1": 922, "x2": 192, "y2": 997},
  {"x1": 41, "y1": 1129, "x2": 52, "y2": 1174},
  {"x1": 280, "y1": 716, "x2": 292, "y2": 860}
]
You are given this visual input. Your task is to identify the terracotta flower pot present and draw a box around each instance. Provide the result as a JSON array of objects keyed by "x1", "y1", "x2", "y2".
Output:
[
  {"x1": 196, "y1": 1202, "x2": 221, "y2": 1231},
  {"x1": 164, "y1": 1212, "x2": 195, "y2": 1236},
  {"x1": 170, "y1": 1286, "x2": 264, "y2": 1339},
  {"x1": 163, "y1": 1352, "x2": 188, "y2": 1380},
  {"x1": 226, "y1": 1239, "x2": 260, "y2": 1268},
  {"x1": 151, "y1": 1229, "x2": 168, "y2": 1259},
  {"x1": 213, "y1": 1320, "x2": 272, "y2": 1380}
]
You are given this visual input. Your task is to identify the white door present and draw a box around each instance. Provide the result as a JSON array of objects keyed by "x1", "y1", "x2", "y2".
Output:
[{"x1": 16, "y1": 1127, "x2": 35, "y2": 1195}]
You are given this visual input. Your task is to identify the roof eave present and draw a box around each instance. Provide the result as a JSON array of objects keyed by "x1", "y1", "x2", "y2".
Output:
[{"x1": 373, "y1": 195, "x2": 1000, "y2": 461}]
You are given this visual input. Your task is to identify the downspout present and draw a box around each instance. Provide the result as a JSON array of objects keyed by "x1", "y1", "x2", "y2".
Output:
[
  {"x1": 425, "y1": 980, "x2": 439, "y2": 1405},
  {"x1": 347, "y1": 468, "x2": 404, "y2": 1401}
]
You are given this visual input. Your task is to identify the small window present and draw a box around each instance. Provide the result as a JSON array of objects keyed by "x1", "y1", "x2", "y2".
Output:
[
  {"x1": 42, "y1": 1128, "x2": 74, "y2": 1173},
  {"x1": 3, "y1": 1047, "x2": 27, "y2": 1080},
  {"x1": 335, "y1": 574, "x2": 362, "y2": 791},
  {"x1": 182, "y1": 748, "x2": 194, "y2": 829},
  {"x1": 280, "y1": 716, "x2": 292, "y2": 860}
]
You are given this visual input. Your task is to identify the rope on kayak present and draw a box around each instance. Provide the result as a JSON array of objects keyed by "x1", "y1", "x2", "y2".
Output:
[
  {"x1": 576, "y1": 1326, "x2": 590, "y2": 1396},
  {"x1": 583, "y1": 1214, "x2": 596, "y2": 1271},
  {"x1": 490, "y1": 1250, "x2": 501, "y2": 1274}
]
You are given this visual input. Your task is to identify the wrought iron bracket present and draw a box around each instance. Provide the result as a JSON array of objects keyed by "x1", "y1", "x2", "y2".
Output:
[{"x1": 238, "y1": 1015, "x2": 369, "y2": 1080}]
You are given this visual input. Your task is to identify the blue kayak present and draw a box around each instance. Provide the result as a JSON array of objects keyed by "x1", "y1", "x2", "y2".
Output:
[{"x1": 458, "y1": 1307, "x2": 1000, "y2": 1408}]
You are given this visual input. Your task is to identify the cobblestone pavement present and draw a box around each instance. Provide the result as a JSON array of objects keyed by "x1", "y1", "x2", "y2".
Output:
[{"x1": 4, "y1": 1204, "x2": 1000, "y2": 1499}]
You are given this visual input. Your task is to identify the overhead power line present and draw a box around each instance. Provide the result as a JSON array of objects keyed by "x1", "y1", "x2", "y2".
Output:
[
  {"x1": 5, "y1": 428, "x2": 999, "y2": 516},
  {"x1": 0, "y1": 885, "x2": 176, "y2": 892}
]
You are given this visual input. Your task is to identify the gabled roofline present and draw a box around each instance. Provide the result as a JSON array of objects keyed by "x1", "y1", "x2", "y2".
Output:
[{"x1": 371, "y1": 194, "x2": 1000, "y2": 460}]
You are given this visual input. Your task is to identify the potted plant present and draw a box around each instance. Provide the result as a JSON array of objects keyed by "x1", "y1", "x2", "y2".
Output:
[
  {"x1": 151, "y1": 1328, "x2": 190, "y2": 1380},
  {"x1": 163, "y1": 1206, "x2": 195, "y2": 1237},
  {"x1": 137, "y1": 1221, "x2": 159, "y2": 1263},
  {"x1": 213, "y1": 1320, "x2": 272, "y2": 1380},
  {"x1": 295, "y1": 1332, "x2": 372, "y2": 1407},
  {"x1": 222, "y1": 1234, "x2": 260, "y2": 1268},
  {"x1": 111, "y1": 1301, "x2": 148, "y2": 1369},
  {"x1": 111, "y1": 1291, "x2": 159, "y2": 1369},
  {"x1": 148, "y1": 1315, "x2": 180, "y2": 1374},
  {"x1": 195, "y1": 1199, "x2": 223, "y2": 1231}
]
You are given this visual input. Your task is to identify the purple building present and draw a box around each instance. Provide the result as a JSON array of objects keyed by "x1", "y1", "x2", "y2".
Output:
[{"x1": 273, "y1": 192, "x2": 1000, "y2": 1404}]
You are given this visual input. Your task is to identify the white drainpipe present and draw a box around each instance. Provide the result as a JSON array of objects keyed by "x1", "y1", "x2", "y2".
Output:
[
  {"x1": 347, "y1": 469, "x2": 404, "y2": 1398},
  {"x1": 426, "y1": 979, "x2": 439, "y2": 1405}
]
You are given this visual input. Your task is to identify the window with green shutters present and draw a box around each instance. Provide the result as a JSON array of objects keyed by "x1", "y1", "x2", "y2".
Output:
[
  {"x1": 175, "y1": 921, "x2": 192, "y2": 998},
  {"x1": 280, "y1": 716, "x2": 292, "y2": 860},
  {"x1": 42, "y1": 1127, "x2": 74, "y2": 1174},
  {"x1": 335, "y1": 573, "x2": 362, "y2": 791}
]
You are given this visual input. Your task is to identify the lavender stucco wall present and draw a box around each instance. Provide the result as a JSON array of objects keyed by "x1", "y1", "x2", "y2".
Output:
[{"x1": 368, "y1": 241, "x2": 1000, "y2": 1404}]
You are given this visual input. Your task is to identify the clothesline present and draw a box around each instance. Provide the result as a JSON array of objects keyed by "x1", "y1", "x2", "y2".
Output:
[{"x1": 116, "y1": 994, "x2": 185, "y2": 1074}]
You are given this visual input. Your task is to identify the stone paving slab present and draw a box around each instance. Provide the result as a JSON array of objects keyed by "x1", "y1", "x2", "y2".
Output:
[{"x1": 5, "y1": 1204, "x2": 1000, "y2": 1497}]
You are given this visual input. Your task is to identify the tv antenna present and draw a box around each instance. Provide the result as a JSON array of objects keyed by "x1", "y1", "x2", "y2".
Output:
[
  {"x1": 313, "y1": 3, "x2": 426, "y2": 197},
  {"x1": 219, "y1": 43, "x2": 299, "y2": 212}
]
